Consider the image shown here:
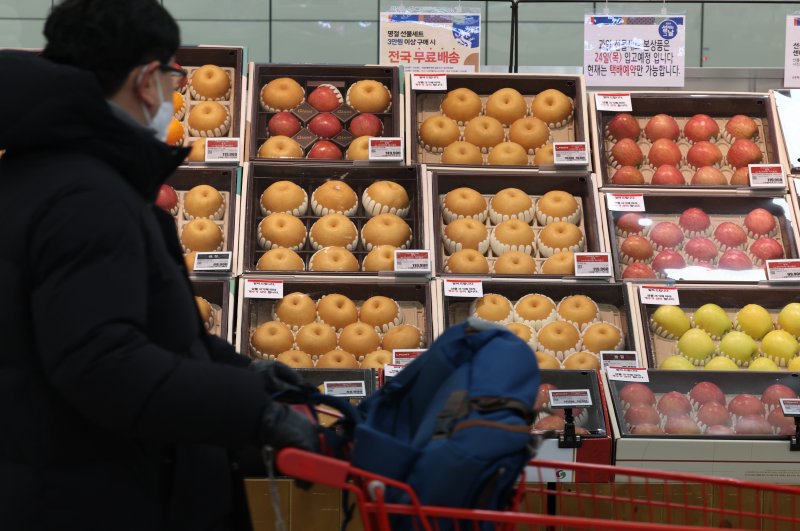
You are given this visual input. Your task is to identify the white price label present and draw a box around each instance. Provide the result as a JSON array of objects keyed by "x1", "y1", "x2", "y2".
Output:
[
  {"x1": 443, "y1": 279, "x2": 483, "y2": 298},
  {"x1": 607, "y1": 193, "x2": 646, "y2": 212},
  {"x1": 600, "y1": 351, "x2": 639, "y2": 371},
  {"x1": 607, "y1": 366, "x2": 650, "y2": 382},
  {"x1": 411, "y1": 73, "x2": 448, "y2": 90},
  {"x1": 243, "y1": 279, "x2": 284, "y2": 299},
  {"x1": 639, "y1": 285, "x2": 680, "y2": 305},
  {"x1": 594, "y1": 92, "x2": 633, "y2": 112},
  {"x1": 766, "y1": 259, "x2": 800, "y2": 281},
  {"x1": 749, "y1": 164, "x2": 786, "y2": 188},
  {"x1": 553, "y1": 142, "x2": 590, "y2": 165},
  {"x1": 369, "y1": 137, "x2": 404, "y2": 161},
  {"x1": 383, "y1": 364, "x2": 405, "y2": 378},
  {"x1": 548, "y1": 389, "x2": 593, "y2": 408},
  {"x1": 193, "y1": 251, "x2": 232, "y2": 272},
  {"x1": 392, "y1": 349, "x2": 425, "y2": 365},
  {"x1": 205, "y1": 138, "x2": 241, "y2": 162},
  {"x1": 574, "y1": 252, "x2": 612, "y2": 277},
  {"x1": 394, "y1": 250, "x2": 431, "y2": 274},
  {"x1": 780, "y1": 398, "x2": 800, "y2": 417},
  {"x1": 323, "y1": 381, "x2": 367, "y2": 398}
]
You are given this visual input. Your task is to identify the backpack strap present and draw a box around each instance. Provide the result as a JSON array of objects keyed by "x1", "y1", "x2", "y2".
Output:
[
  {"x1": 432, "y1": 390, "x2": 470, "y2": 440},
  {"x1": 470, "y1": 396, "x2": 536, "y2": 425}
]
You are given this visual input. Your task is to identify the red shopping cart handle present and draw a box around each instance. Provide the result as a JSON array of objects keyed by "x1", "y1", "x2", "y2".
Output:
[{"x1": 276, "y1": 448, "x2": 351, "y2": 489}]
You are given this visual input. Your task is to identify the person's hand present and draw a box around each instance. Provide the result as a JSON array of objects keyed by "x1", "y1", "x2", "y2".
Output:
[
  {"x1": 258, "y1": 402, "x2": 319, "y2": 453},
  {"x1": 250, "y1": 360, "x2": 314, "y2": 397}
]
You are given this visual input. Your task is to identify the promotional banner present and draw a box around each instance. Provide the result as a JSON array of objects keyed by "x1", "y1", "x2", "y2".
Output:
[
  {"x1": 584, "y1": 15, "x2": 685, "y2": 87},
  {"x1": 379, "y1": 12, "x2": 481, "y2": 72},
  {"x1": 785, "y1": 16, "x2": 800, "y2": 88}
]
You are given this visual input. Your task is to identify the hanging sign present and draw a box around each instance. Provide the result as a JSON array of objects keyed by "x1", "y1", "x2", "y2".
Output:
[
  {"x1": 786, "y1": 16, "x2": 800, "y2": 88},
  {"x1": 584, "y1": 15, "x2": 685, "y2": 87},
  {"x1": 379, "y1": 12, "x2": 481, "y2": 73}
]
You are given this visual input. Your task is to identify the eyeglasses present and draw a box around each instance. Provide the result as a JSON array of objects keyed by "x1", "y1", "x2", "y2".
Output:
[{"x1": 158, "y1": 63, "x2": 188, "y2": 79}]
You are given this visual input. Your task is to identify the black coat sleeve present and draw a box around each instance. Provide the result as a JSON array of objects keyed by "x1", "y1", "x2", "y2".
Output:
[
  {"x1": 204, "y1": 334, "x2": 252, "y2": 368},
  {"x1": 29, "y1": 189, "x2": 268, "y2": 448}
]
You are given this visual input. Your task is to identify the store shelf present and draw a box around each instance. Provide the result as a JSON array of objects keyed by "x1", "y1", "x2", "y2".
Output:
[{"x1": 191, "y1": 277, "x2": 235, "y2": 343}]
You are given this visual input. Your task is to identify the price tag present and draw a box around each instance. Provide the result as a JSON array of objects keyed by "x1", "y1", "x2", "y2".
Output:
[
  {"x1": 607, "y1": 193, "x2": 645, "y2": 212},
  {"x1": 600, "y1": 351, "x2": 639, "y2": 371},
  {"x1": 443, "y1": 279, "x2": 483, "y2": 298},
  {"x1": 574, "y1": 252, "x2": 612, "y2": 277},
  {"x1": 594, "y1": 92, "x2": 633, "y2": 112},
  {"x1": 323, "y1": 381, "x2": 367, "y2": 398},
  {"x1": 243, "y1": 279, "x2": 284, "y2": 299},
  {"x1": 766, "y1": 259, "x2": 800, "y2": 281},
  {"x1": 749, "y1": 164, "x2": 786, "y2": 188},
  {"x1": 639, "y1": 285, "x2": 680, "y2": 305},
  {"x1": 607, "y1": 366, "x2": 650, "y2": 382},
  {"x1": 193, "y1": 251, "x2": 232, "y2": 272},
  {"x1": 205, "y1": 138, "x2": 240, "y2": 162},
  {"x1": 383, "y1": 364, "x2": 405, "y2": 378},
  {"x1": 394, "y1": 250, "x2": 432, "y2": 274},
  {"x1": 780, "y1": 398, "x2": 800, "y2": 417},
  {"x1": 553, "y1": 142, "x2": 590, "y2": 165},
  {"x1": 411, "y1": 73, "x2": 448, "y2": 90},
  {"x1": 393, "y1": 349, "x2": 425, "y2": 365},
  {"x1": 369, "y1": 137, "x2": 404, "y2": 161},
  {"x1": 548, "y1": 389, "x2": 593, "y2": 408}
]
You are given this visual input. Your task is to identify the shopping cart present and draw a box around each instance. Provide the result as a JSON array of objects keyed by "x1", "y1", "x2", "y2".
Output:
[{"x1": 275, "y1": 448, "x2": 800, "y2": 531}]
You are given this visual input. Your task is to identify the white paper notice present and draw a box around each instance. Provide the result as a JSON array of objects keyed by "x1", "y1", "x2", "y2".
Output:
[
  {"x1": 594, "y1": 92, "x2": 633, "y2": 111},
  {"x1": 785, "y1": 16, "x2": 800, "y2": 88},
  {"x1": 443, "y1": 279, "x2": 483, "y2": 298},
  {"x1": 749, "y1": 164, "x2": 786, "y2": 188},
  {"x1": 383, "y1": 364, "x2": 405, "y2": 378},
  {"x1": 574, "y1": 253, "x2": 612, "y2": 277},
  {"x1": 584, "y1": 15, "x2": 685, "y2": 87},
  {"x1": 766, "y1": 259, "x2": 800, "y2": 281},
  {"x1": 607, "y1": 193, "x2": 645, "y2": 211},
  {"x1": 369, "y1": 138, "x2": 404, "y2": 161},
  {"x1": 243, "y1": 279, "x2": 284, "y2": 299},
  {"x1": 411, "y1": 73, "x2": 447, "y2": 90},
  {"x1": 607, "y1": 367, "x2": 650, "y2": 382},
  {"x1": 639, "y1": 285, "x2": 680, "y2": 305}
]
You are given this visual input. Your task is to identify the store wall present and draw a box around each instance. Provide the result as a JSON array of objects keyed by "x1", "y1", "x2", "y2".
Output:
[{"x1": 1, "y1": 0, "x2": 797, "y2": 68}]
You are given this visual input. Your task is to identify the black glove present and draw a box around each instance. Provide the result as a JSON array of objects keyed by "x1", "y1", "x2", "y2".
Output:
[
  {"x1": 258, "y1": 401, "x2": 320, "y2": 453},
  {"x1": 250, "y1": 360, "x2": 315, "y2": 397}
]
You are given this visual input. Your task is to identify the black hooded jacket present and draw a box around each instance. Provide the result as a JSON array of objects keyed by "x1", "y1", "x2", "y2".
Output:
[{"x1": 0, "y1": 51, "x2": 267, "y2": 530}]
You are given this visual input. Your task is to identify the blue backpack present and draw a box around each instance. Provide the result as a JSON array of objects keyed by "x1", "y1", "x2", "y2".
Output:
[{"x1": 349, "y1": 317, "x2": 541, "y2": 515}]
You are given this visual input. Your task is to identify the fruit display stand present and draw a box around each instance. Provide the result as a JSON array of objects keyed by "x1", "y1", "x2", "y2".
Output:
[
  {"x1": 246, "y1": 64, "x2": 402, "y2": 163},
  {"x1": 635, "y1": 284, "x2": 800, "y2": 371},
  {"x1": 590, "y1": 91, "x2": 786, "y2": 189},
  {"x1": 438, "y1": 279, "x2": 646, "y2": 370},
  {"x1": 174, "y1": 46, "x2": 248, "y2": 164},
  {"x1": 789, "y1": 176, "x2": 800, "y2": 232},
  {"x1": 238, "y1": 163, "x2": 428, "y2": 276},
  {"x1": 405, "y1": 73, "x2": 589, "y2": 170},
  {"x1": 430, "y1": 169, "x2": 609, "y2": 278},
  {"x1": 604, "y1": 369, "x2": 800, "y2": 483},
  {"x1": 164, "y1": 165, "x2": 242, "y2": 276},
  {"x1": 602, "y1": 189, "x2": 800, "y2": 281},
  {"x1": 191, "y1": 278, "x2": 235, "y2": 342}
]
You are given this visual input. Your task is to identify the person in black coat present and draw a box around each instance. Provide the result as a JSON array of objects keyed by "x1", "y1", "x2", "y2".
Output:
[{"x1": 0, "y1": 1, "x2": 316, "y2": 530}]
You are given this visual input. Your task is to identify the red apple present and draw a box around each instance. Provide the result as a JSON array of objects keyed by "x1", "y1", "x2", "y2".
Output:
[
  {"x1": 691, "y1": 166, "x2": 727, "y2": 186},
  {"x1": 620, "y1": 383, "x2": 657, "y2": 406},
  {"x1": 706, "y1": 425, "x2": 735, "y2": 435},
  {"x1": 349, "y1": 113, "x2": 383, "y2": 138},
  {"x1": 622, "y1": 263, "x2": 657, "y2": 279},
  {"x1": 534, "y1": 415, "x2": 566, "y2": 431},
  {"x1": 616, "y1": 212, "x2": 647, "y2": 236},
  {"x1": 308, "y1": 112, "x2": 343, "y2": 138},
  {"x1": 268, "y1": 111, "x2": 301, "y2": 137},
  {"x1": 155, "y1": 184, "x2": 178, "y2": 212},
  {"x1": 687, "y1": 141, "x2": 723, "y2": 168},
  {"x1": 683, "y1": 114, "x2": 720, "y2": 142},
  {"x1": 726, "y1": 139, "x2": 763, "y2": 168},
  {"x1": 657, "y1": 391, "x2": 692, "y2": 417},
  {"x1": 649, "y1": 221, "x2": 683, "y2": 250},
  {"x1": 735, "y1": 415, "x2": 772, "y2": 435},
  {"x1": 611, "y1": 166, "x2": 645, "y2": 185},
  {"x1": 651, "y1": 165, "x2": 686, "y2": 185},
  {"x1": 647, "y1": 138, "x2": 683, "y2": 167},
  {"x1": 718, "y1": 249, "x2": 752, "y2": 270},
  {"x1": 607, "y1": 113, "x2": 641, "y2": 140},
  {"x1": 679, "y1": 207, "x2": 711, "y2": 234},
  {"x1": 644, "y1": 114, "x2": 680, "y2": 141},
  {"x1": 535, "y1": 383, "x2": 558, "y2": 410},
  {"x1": 728, "y1": 394, "x2": 765, "y2": 418},
  {"x1": 767, "y1": 408, "x2": 795, "y2": 432},
  {"x1": 762, "y1": 384, "x2": 798, "y2": 409},
  {"x1": 630, "y1": 423, "x2": 664, "y2": 435},
  {"x1": 684, "y1": 237, "x2": 718, "y2": 262},
  {"x1": 744, "y1": 208, "x2": 777, "y2": 237},
  {"x1": 689, "y1": 381, "x2": 726, "y2": 406},
  {"x1": 306, "y1": 140, "x2": 342, "y2": 160},
  {"x1": 750, "y1": 237, "x2": 784, "y2": 262},
  {"x1": 665, "y1": 415, "x2": 702, "y2": 435},
  {"x1": 620, "y1": 235, "x2": 653, "y2": 262},
  {"x1": 610, "y1": 138, "x2": 644, "y2": 167},
  {"x1": 307, "y1": 85, "x2": 342, "y2": 112},
  {"x1": 713, "y1": 221, "x2": 747, "y2": 249},
  {"x1": 625, "y1": 404, "x2": 660, "y2": 426},
  {"x1": 652, "y1": 249, "x2": 686, "y2": 275},
  {"x1": 697, "y1": 402, "x2": 731, "y2": 427},
  {"x1": 730, "y1": 167, "x2": 750, "y2": 186},
  {"x1": 725, "y1": 115, "x2": 758, "y2": 140}
]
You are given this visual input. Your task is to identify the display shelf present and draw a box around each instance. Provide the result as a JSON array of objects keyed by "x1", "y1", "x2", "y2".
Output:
[
  {"x1": 634, "y1": 283, "x2": 800, "y2": 371},
  {"x1": 590, "y1": 91, "x2": 786, "y2": 189},
  {"x1": 239, "y1": 163, "x2": 428, "y2": 276},
  {"x1": 406, "y1": 73, "x2": 590, "y2": 170},
  {"x1": 602, "y1": 189, "x2": 800, "y2": 281},
  {"x1": 430, "y1": 169, "x2": 608, "y2": 278},
  {"x1": 604, "y1": 370, "x2": 800, "y2": 482},
  {"x1": 235, "y1": 276, "x2": 437, "y2": 368},
  {"x1": 246, "y1": 64, "x2": 402, "y2": 163},
  {"x1": 174, "y1": 46, "x2": 247, "y2": 164},
  {"x1": 165, "y1": 165, "x2": 241, "y2": 276},
  {"x1": 191, "y1": 277, "x2": 235, "y2": 343},
  {"x1": 439, "y1": 279, "x2": 644, "y2": 369}
]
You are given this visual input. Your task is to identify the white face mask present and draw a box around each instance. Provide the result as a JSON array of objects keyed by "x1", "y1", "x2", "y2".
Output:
[{"x1": 140, "y1": 71, "x2": 173, "y2": 142}]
